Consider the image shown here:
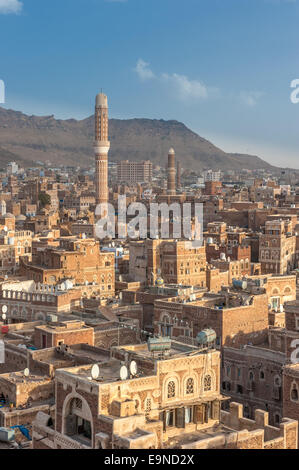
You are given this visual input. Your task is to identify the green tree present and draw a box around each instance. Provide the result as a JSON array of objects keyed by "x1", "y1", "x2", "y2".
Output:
[{"x1": 38, "y1": 192, "x2": 51, "y2": 208}]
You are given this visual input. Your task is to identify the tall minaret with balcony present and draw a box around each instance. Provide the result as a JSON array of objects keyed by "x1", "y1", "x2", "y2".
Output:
[
  {"x1": 167, "y1": 148, "x2": 176, "y2": 195},
  {"x1": 94, "y1": 93, "x2": 110, "y2": 207}
]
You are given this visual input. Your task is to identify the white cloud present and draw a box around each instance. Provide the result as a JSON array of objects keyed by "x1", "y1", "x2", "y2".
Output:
[
  {"x1": 134, "y1": 59, "x2": 263, "y2": 107},
  {"x1": 134, "y1": 59, "x2": 210, "y2": 101},
  {"x1": 162, "y1": 73, "x2": 209, "y2": 101},
  {"x1": 0, "y1": 0, "x2": 22, "y2": 14},
  {"x1": 239, "y1": 91, "x2": 264, "y2": 107},
  {"x1": 134, "y1": 59, "x2": 155, "y2": 81}
]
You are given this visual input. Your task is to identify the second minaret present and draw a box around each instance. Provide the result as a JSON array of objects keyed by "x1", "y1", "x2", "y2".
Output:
[{"x1": 167, "y1": 148, "x2": 176, "y2": 195}]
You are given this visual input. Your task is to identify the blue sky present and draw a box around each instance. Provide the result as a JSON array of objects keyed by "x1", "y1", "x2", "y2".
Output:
[{"x1": 1, "y1": 0, "x2": 299, "y2": 167}]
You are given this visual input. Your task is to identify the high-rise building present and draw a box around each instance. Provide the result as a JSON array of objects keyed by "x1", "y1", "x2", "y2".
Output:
[
  {"x1": 7, "y1": 162, "x2": 18, "y2": 175},
  {"x1": 203, "y1": 169, "x2": 222, "y2": 183},
  {"x1": 117, "y1": 160, "x2": 152, "y2": 183},
  {"x1": 94, "y1": 93, "x2": 110, "y2": 207}
]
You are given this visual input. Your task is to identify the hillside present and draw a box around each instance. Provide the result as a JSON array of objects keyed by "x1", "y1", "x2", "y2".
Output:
[{"x1": 0, "y1": 107, "x2": 276, "y2": 171}]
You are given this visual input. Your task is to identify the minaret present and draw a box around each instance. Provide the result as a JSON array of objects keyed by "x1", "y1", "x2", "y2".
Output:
[
  {"x1": 177, "y1": 161, "x2": 181, "y2": 190},
  {"x1": 167, "y1": 148, "x2": 176, "y2": 195},
  {"x1": 94, "y1": 93, "x2": 110, "y2": 207},
  {"x1": 0, "y1": 200, "x2": 6, "y2": 217}
]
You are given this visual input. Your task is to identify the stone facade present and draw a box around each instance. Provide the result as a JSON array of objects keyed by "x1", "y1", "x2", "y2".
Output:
[
  {"x1": 129, "y1": 239, "x2": 207, "y2": 288},
  {"x1": 259, "y1": 220, "x2": 296, "y2": 275}
]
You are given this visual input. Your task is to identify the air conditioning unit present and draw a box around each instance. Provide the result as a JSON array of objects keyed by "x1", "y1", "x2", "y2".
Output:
[{"x1": 46, "y1": 314, "x2": 58, "y2": 324}]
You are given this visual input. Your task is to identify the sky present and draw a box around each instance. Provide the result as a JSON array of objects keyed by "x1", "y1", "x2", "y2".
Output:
[{"x1": 1, "y1": 0, "x2": 299, "y2": 168}]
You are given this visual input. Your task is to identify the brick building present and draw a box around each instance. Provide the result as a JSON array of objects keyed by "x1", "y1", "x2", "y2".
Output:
[
  {"x1": 34, "y1": 320, "x2": 94, "y2": 349},
  {"x1": 154, "y1": 285, "x2": 269, "y2": 348},
  {"x1": 129, "y1": 239, "x2": 207, "y2": 288},
  {"x1": 259, "y1": 220, "x2": 296, "y2": 275},
  {"x1": 31, "y1": 340, "x2": 297, "y2": 449},
  {"x1": 19, "y1": 238, "x2": 115, "y2": 298}
]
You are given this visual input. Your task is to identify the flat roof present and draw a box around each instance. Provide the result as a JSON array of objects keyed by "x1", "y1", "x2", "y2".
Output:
[
  {"x1": 36, "y1": 321, "x2": 92, "y2": 334},
  {"x1": 57, "y1": 359, "x2": 129, "y2": 384},
  {"x1": 0, "y1": 371, "x2": 51, "y2": 385}
]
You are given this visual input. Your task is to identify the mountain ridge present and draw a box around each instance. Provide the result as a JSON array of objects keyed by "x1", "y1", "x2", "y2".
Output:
[{"x1": 0, "y1": 106, "x2": 279, "y2": 172}]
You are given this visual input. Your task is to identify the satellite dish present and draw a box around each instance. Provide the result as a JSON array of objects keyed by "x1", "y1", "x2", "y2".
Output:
[
  {"x1": 120, "y1": 365, "x2": 128, "y2": 381},
  {"x1": 65, "y1": 280, "x2": 73, "y2": 290},
  {"x1": 3, "y1": 226, "x2": 8, "y2": 232},
  {"x1": 130, "y1": 361, "x2": 137, "y2": 376},
  {"x1": 91, "y1": 364, "x2": 100, "y2": 380},
  {"x1": 2, "y1": 314, "x2": 6, "y2": 321},
  {"x1": 24, "y1": 368, "x2": 30, "y2": 377},
  {"x1": 2, "y1": 305, "x2": 7, "y2": 314}
]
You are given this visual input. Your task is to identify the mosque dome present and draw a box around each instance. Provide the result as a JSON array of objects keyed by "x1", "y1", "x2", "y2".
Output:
[{"x1": 155, "y1": 277, "x2": 165, "y2": 287}]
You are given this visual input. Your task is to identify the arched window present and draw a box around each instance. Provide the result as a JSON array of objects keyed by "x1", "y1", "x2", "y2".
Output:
[
  {"x1": 204, "y1": 375, "x2": 212, "y2": 392},
  {"x1": 167, "y1": 381, "x2": 176, "y2": 399},
  {"x1": 65, "y1": 396, "x2": 91, "y2": 442},
  {"x1": 70, "y1": 397, "x2": 83, "y2": 411},
  {"x1": 274, "y1": 376, "x2": 281, "y2": 387},
  {"x1": 260, "y1": 370, "x2": 265, "y2": 380},
  {"x1": 186, "y1": 378, "x2": 194, "y2": 395}
]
